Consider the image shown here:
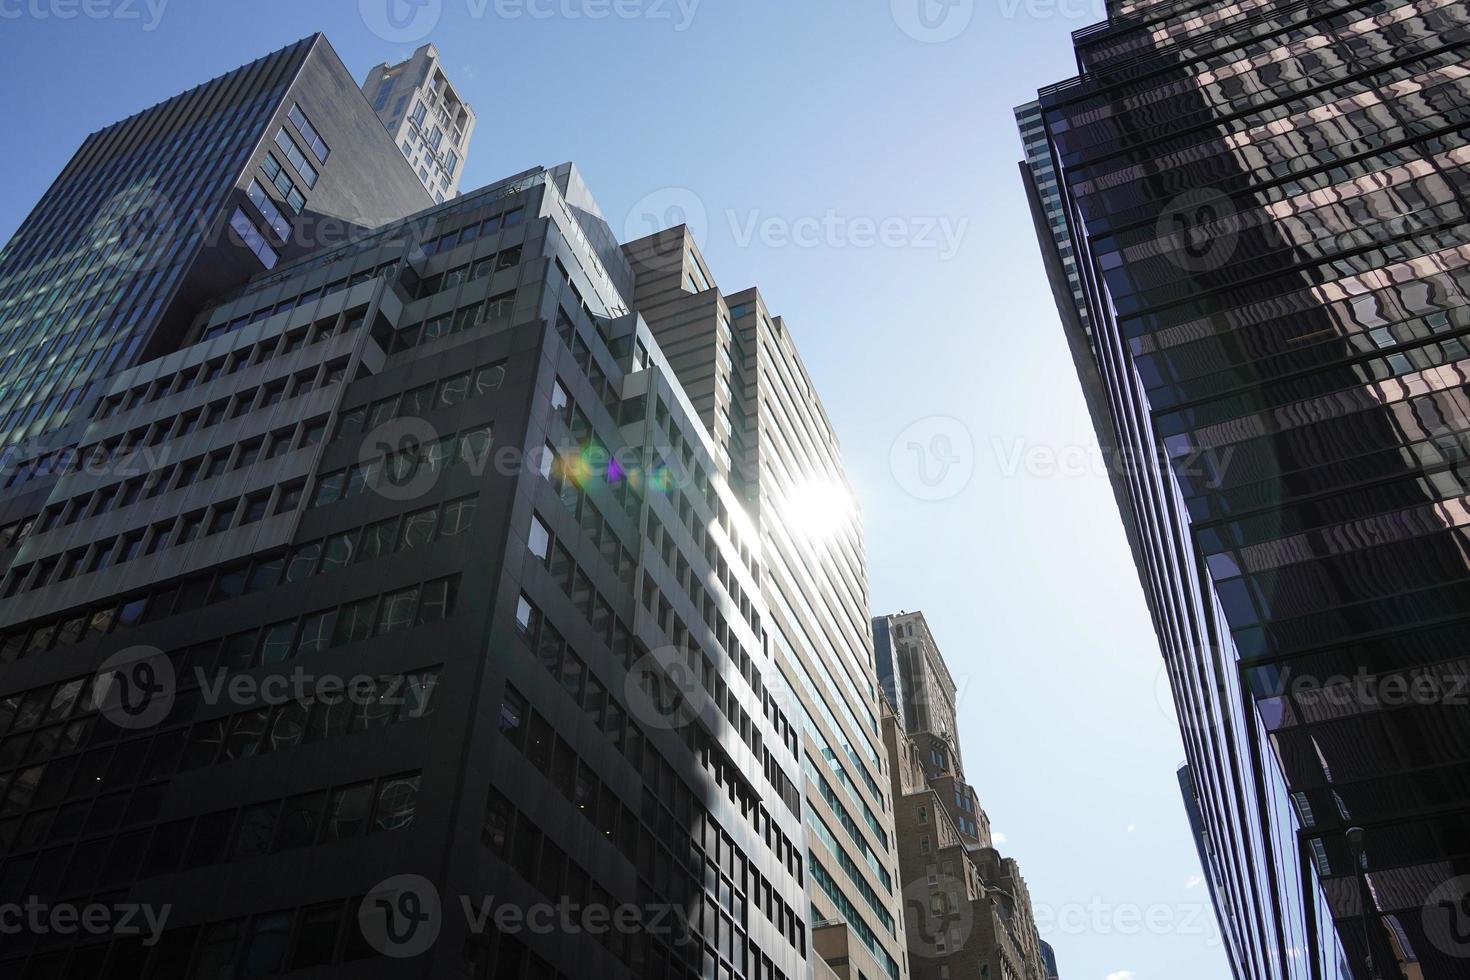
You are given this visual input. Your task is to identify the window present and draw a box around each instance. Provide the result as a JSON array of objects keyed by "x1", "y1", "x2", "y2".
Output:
[
  {"x1": 229, "y1": 208, "x2": 278, "y2": 269},
  {"x1": 245, "y1": 180, "x2": 291, "y2": 240},
  {"x1": 260, "y1": 153, "x2": 306, "y2": 213},
  {"x1": 240, "y1": 493, "x2": 271, "y2": 525},
  {"x1": 475, "y1": 362, "x2": 506, "y2": 395},
  {"x1": 288, "y1": 104, "x2": 330, "y2": 163},
  {"x1": 418, "y1": 577, "x2": 456, "y2": 623},
  {"x1": 528, "y1": 515, "x2": 550, "y2": 560},
  {"x1": 332, "y1": 598, "x2": 378, "y2": 646},
  {"x1": 273, "y1": 129, "x2": 318, "y2": 187},
  {"x1": 376, "y1": 587, "x2": 419, "y2": 634},
  {"x1": 438, "y1": 496, "x2": 476, "y2": 537},
  {"x1": 401, "y1": 508, "x2": 436, "y2": 550}
]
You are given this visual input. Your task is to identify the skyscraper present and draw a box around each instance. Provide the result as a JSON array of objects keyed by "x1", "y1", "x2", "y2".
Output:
[
  {"x1": 361, "y1": 44, "x2": 476, "y2": 203},
  {"x1": 0, "y1": 34, "x2": 429, "y2": 469},
  {"x1": 624, "y1": 228, "x2": 908, "y2": 980},
  {"x1": 1022, "y1": 2, "x2": 1470, "y2": 978},
  {"x1": 875, "y1": 611, "x2": 1049, "y2": 980},
  {"x1": 0, "y1": 35, "x2": 888, "y2": 980}
]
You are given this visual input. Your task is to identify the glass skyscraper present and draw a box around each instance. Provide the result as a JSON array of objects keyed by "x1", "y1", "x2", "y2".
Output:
[{"x1": 1022, "y1": 1, "x2": 1470, "y2": 978}]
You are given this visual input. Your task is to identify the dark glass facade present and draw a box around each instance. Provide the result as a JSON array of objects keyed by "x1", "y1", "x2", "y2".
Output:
[{"x1": 1025, "y1": 2, "x2": 1470, "y2": 978}]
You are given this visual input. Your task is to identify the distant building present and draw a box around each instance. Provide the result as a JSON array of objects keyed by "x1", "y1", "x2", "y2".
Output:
[
  {"x1": 877, "y1": 610, "x2": 1051, "y2": 980},
  {"x1": 1041, "y1": 939, "x2": 1060, "y2": 979},
  {"x1": 361, "y1": 43, "x2": 475, "y2": 202}
]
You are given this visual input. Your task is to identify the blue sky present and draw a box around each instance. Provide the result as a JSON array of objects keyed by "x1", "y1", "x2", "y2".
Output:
[{"x1": 0, "y1": 2, "x2": 1230, "y2": 977}]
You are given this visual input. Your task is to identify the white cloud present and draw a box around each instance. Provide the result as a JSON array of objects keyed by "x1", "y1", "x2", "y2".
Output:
[
  {"x1": 1126, "y1": 824, "x2": 1137, "y2": 833},
  {"x1": 1185, "y1": 874, "x2": 1205, "y2": 889},
  {"x1": 1106, "y1": 972, "x2": 1136, "y2": 980},
  {"x1": 992, "y1": 832, "x2": 1009, "y2": 845}
]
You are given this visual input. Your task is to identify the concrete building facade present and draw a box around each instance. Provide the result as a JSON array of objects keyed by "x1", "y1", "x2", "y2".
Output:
[
  {"x1": 876, "y1": 611, "x2": 1049, "y2": 980},
  {"x1": 624, "y1": 228, "x2": 909, "y2": 980},
  {"x1": 361, "y1": 44, "x2": 475, "y2": 203}
]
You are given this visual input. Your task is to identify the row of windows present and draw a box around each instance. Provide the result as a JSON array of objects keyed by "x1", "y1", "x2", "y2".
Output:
[
  {"x1": 286, "y1": 103, "x2": 329, "y2": 165},
  {"x1": 0, "y1": 664, "x2": 439, "y2": 797},
  {"x1": 416, "y1": 244, "x2": 523, "y2": 298},
  {"x1": 511, "y1": 586, "x2": 805, "y2": 899},
  {"x1": 805, "y1": 809, "x2": 895, "y2": 935},
  {"x1": 101, "y1": 308, "x2": 360, "y2": 422},
  {"x1": 496, "y1": 688, "x2": 804, "y2": 979},
  {"x1": 481, "y1": 785, "x2": 800, "y2": 980},
  {"x1": 207, "y1": 264, "x2": 398, "y2": 340},
  {"x1": 4, "y1": 478, "x2": 307, "y2": 599},
  {"x1": 333, "y1": 358, "x2": 507, "y2": 440},
  {"x1": 245, "y1": 179, "x2": 291, "y2": 242},
  {"x1": 2, "y1": 769, "x2": 420, "y2": 912},
  {"x1": 418, "y1": 204, "x2": 524, "y2": 256},
  {"x1": 0, "y1": 758, "x2": 420, "y2": 910},
  {"x1": 809, "y1": 855, "x2": 900, "y2": 980},
  {"x1": 282, "y1": 492, "x2": 477, "y2": 580},
  {"x1": 387, "y1": 288, "x2": 519, "y2": 354},
  {"x1": 228, "y1": 207, "x2": 277, "y2": 269},
  {"x1": 0, "y1": 518, "x2": 457, "y2": 671},
  {"x1": 259, "y1": 151, "x2": 306, "y2": 214},
  {"x1": 272, "y1": 127, "x2": 318, "y2": 188},
  {"x1": 310, "y1": 423, "x2": 494, "y2": 509},
  {"x1": 0, "y1": 892, "x2": 391, "y2": 978},
  {"x1": 34, "y1": 412, "x2": 328, "y2": 540},
  {"x1": 0, "y1": 671, "x2": 438, "y2": 873}
]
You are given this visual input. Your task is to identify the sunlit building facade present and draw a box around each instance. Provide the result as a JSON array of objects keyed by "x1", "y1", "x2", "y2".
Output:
[
  {"x1": 625, "y1": 228, "x2": 908, "y2": 980},
  {"x1": 1022, "y1": 1, "x2": 1470, "y2": 978}
]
